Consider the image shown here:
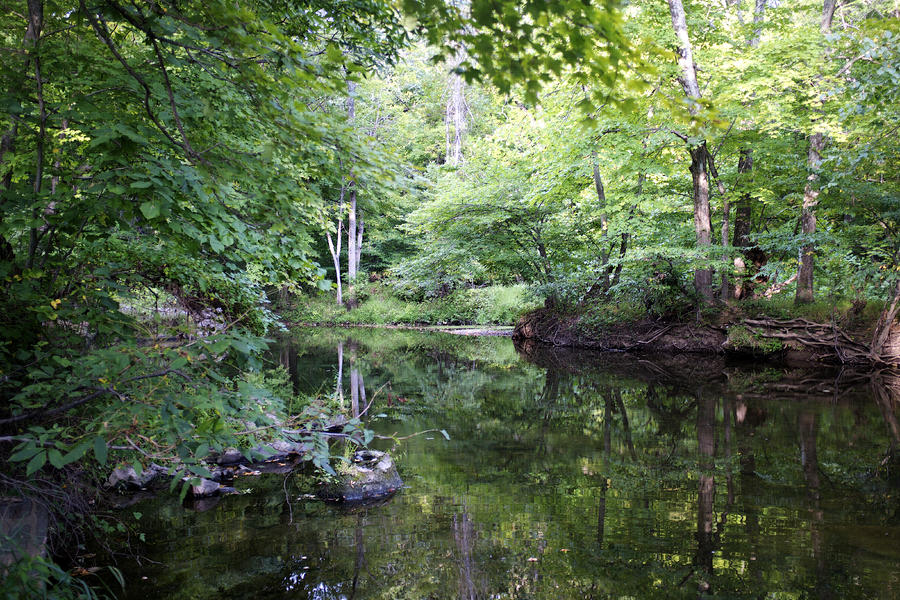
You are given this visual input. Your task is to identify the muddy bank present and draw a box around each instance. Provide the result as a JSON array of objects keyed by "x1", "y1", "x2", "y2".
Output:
[
  {"x1": 513, "y1": 308, "x2": 900, "y2": 367},
  {"x1": 513, "y1": 309, "x2": 729, "y2": 354}
]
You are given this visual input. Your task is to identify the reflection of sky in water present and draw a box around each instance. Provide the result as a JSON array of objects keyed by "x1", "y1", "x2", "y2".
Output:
[
  {"x1": 108, "y1": 328, "x2": 900, "y2": 599},
  {"x1": 282, "y1": 554, "x2": 309, "y2": 592}
]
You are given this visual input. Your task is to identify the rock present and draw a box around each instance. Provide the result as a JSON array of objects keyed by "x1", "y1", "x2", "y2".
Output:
[
  {"x1": 251, "y1": 439, "x2": 304, "y2": 460},
  {"x1": 319, "y1": 450, "x2": 403, "y2": 503},
  {"x1": 270, "y1": 440, "x2": 298, "y2": 454},
  {"x1": 216, "y1": 448, "x2": 244, "y2": 465},
  {"x1": 107, "y1": 463, "x2": 168, "y2": 490},
  {"x1": 187, "y1": 478, "x2": 222, "y2": 498}
]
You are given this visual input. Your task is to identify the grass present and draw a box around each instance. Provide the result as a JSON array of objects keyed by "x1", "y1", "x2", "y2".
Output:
[{"x1": 285, "y1": 283, "x2": 541, "y2": 327}]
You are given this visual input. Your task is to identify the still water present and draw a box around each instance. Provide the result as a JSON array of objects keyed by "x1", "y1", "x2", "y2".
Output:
[{"x1": 112, "y1": 327, "x2": 899, "y2": 599}]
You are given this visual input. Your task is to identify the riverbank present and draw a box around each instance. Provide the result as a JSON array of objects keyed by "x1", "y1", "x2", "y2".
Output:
[
  {"x1": 285, "y1": 284, "x2": 539, "y2": 328},
  {"x1": 513, "y1": 303, "x2": 900, "y2": 367},
  {"x1": 287, "y1": 322, "x2": 514, "y2": 336}
]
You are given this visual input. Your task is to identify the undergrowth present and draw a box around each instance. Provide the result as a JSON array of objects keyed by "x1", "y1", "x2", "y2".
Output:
[{"x1": 287, "y1": 284, "x2": 539, "y2": 326}]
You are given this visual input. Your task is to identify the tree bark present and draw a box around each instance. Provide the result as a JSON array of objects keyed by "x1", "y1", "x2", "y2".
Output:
[
  {"x1": 354, "y1": 207, "x2": 363, "y2": 277},
  {"x1": 690, "y1": 144, "x2": 714, "y2": 301},
  {"x1": 871, "y1": 279, "x2": 900, "y2": 359},
  {"x1": 796, "y1": 132, "x2": 823, "y2": 304},
  {"x1": 795, "y1": 0, "x2": 837, "y2": 305},
  {"x1": 590, "y1": 149, "x2": 611, "y2": 293},
  {"x1": 325, "y1": 186, "x2": 345, "y2": 305},
  {"x1": 668, "y1": 0, "x2": 713, "y2": 302},
  {"x1": 445, "y1": 49, "x2": 467, "y2": 166},
  {"x1": 708, "y1": 152, "x2": 731, "y2": 300},
  {"x1": 348, "y1": 186, "x2": 357, "y2": 283},
  {"x1": 25, "y1": 0, "x2": 45, "y2": 270},
  {"x1": 346, "y1": 81, "x2": 358, "y2": 286},
  {"x1": 750, "y1": 0, "x2": 767, "y2": 47}
]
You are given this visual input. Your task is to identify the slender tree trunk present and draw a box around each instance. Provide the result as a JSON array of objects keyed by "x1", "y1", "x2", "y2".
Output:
[
  {"x1": 445, "y1": 49, "x2": 467, "y2": 166},
  {"x1": 346, "y1": 81, "x2": 358, "y2": 286},
  {"x1": 354, "y1": 208, "x2": 363, "y2": 276},
  {"x1": 732, "y1": 150, "x2": 753, "y2": 249},
  {"x1": 25, "y1": 0, "x2": 45, "y2": 270},
  {"x1": 750, "y1": 0, "x2": 767, "y2": 47},
  {"x1": 0, "y1": 124, "x2": 17, "y2": 263},
  {"x1": 591, "y1": 149, "x2": 611, "y2": 292},
  {"x1": 325, "y1": 186, "x2": 344, "y2": 306},
  {"x1": 708, "y1": 152, "x2": 730, "y2": 300},
  {"x1": 348, "y1": 186, "x2": 357, "y2": 283},
  {"x1": 795, "y1": 0, "x2": 837, "y2": 305},
  {"x1": 591, "y1": 150, "x2": 609, "y2": 234},
  {"x1": 690, "y1": 144, "x2": 714, "y2": 301},
  {"x1": 611, "y1": 172, "x2": 643, "y2": 290},
  {"x1": 668, "y1": 0, "x2": 714, "y2": 302},
  {"x1": 796, "y1": 132, "x2": 824, "y2": 304},
  {"x1": 720, "y1": 194, "x2": 730, "y2": 300}
]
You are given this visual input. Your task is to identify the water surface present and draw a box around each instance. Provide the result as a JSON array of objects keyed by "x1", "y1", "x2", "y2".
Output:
[{"x1": 111, "y1": 327, "x2": 900, "y2": 599}]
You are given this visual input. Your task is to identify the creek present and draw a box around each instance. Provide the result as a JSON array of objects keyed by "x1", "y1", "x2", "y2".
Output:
[{"x1": 106, "y1": 327, "x2": 899, "y2": 599}]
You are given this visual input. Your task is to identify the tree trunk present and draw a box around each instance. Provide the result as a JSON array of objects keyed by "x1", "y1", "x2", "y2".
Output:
[
  {"x1": 668, "y1": 0, "x2": 713, "y2": 302},
  {"x1": 731, "y1": 149, "x2": 757, "y2": 299},
  {"x1": 795, "y1": 132, "x2": 823, "y2": 304},
  {"x1": 871, "y1": 279, "x2": 900, "y2": 360},
  {"x1": 708, "y1": 152, "x2": 730, "y2": 301},
  {"x1": 795, "y1": 0, "x2": 837, "y2": 305},
  {"x1": 354, "y1": 208, "x2": 363, "y2": 276},
  {"x1": 346, "y1": 81, "x2": 358, "y2": 286},
  {"x1": 445, "y1": 49, "x2": 467, "y2": 166},
  {"x1": 611, "y1": 173, "x2": 643, "y2": 290},
  {"x1": 732, "y1": 150, "x2": 753, "y2": 249},
  {"x1": 25, "y1": 0, "x2": 45, "y2": 270},
  {"x1": 589, "y1": 149, "x2": 611, "y2": 293},
  {"x1": 690, "y1": 144, "x2": 714, "y2": 301},
  {"x1": 750, "y1": 0, "x2": 767, "y2": 47},
  {"x1": 348, "y1": 186, "x2": 357, "y2": 283},
  {"x1": 325, "y1": 186, "x2": 345, "y2": 305}
]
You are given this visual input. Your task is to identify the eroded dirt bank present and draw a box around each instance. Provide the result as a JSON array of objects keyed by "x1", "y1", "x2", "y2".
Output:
[{"x1": 513, "y1": 308, "x2": 900, "y2": 367}]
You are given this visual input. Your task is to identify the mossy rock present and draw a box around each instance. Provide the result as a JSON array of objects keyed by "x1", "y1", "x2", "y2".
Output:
[{"x1": 319, "y1": 450, "x2": 403, "y2": 503}]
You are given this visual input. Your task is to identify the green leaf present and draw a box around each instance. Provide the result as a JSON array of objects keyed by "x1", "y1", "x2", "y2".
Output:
[
  {"x1": 26, "y1": 451, "x2": 47, "y2": 476},
  {"x1": 93, "y1": 436, "x2": 108, "y2": 466},
  {"x1": 195, "y1": 443, "x2": 209, "y2": 458},
  {"x1": 140, "y1": 201, "x2": 160, "y2": 220},
  {"x1": 61, "y1": 441, "x2": 90, "y2": 465},
  {"x1": 10, "y1": 445, "x2": 42, "y2": 463},
  {"x1": 48, "y1": 449, "x2": 65, "y2": 469}
]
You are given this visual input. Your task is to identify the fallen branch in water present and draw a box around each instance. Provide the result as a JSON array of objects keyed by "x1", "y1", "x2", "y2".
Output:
[{"x1": 375, "y1": 428, "x2": 450, "y2": 442}]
